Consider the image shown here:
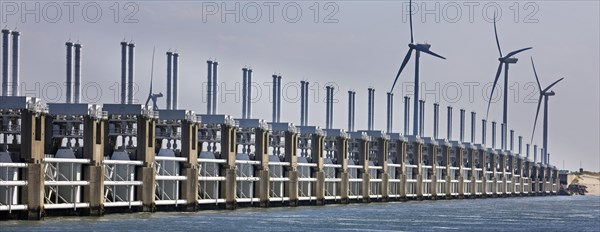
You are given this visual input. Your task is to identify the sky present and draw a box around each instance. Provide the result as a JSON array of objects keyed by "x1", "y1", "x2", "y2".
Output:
[{"x1": 1, "y1": 0, "x2": 599, "y2": 171}]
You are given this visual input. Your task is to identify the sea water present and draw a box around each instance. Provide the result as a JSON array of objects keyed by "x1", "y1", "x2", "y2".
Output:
[{"x1": 1, "y1": 196, "x2": 599, "y2": 231}]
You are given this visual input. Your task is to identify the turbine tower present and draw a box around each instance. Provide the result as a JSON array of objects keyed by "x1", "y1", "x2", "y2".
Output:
[
  {"x1": 486, "y1": 14, "x2": 532, "y2": 150},
  {"x1": 530, "y1": 57, "x2": 564, "y2": 165},
  {"x1": 145, "y1": 47, "x2": 163, "y2": 111},
  {"x1": 390, "y1": 0, "x2": 446, "y2": 136}
]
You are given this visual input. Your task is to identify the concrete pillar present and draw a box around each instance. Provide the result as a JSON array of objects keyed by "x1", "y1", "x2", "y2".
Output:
[
  {"x1": 358, "y1": 136, "x2": 370, "y2": 202},
  {"x1": 467, "y1": 148, "x2": 475, "y2": 196},
  {"x1": 457, "y1": 147, "x2": 465, "y2": 198},
  {"x1": 284, "y1": 131, "x2": 299, "y2": 206},
  {"x1": 442, "y1": 145, "x2": 451, "y2": 197},
  {"x1": 531, "y1": 164, "x2": 538, "y2": 194},
  {"x1": 491, "y1": 152, "x2": 498, "y2": 195},
  {"x1": 377, "y1": 137, "x2": 389, "y2": 201},
  {"x1": 553, "y1": 168, "x2": 559, "y2": 195},
  {"x1": 517, "y1": 157, "x2": 524, "y2": 195},
  {"x1": 311, "y1": 133, "x2": 325, "y2": 205},
  {"x1": 412, "y1": 139, "x2": 423, "y2": 199},
  {"x1": 479, "y1": 148, "x2": 487, "y2": 196},
  {"x1": 83, "y1": 116, "x2": 106, "y2": 216},
  {"x1": 429, "y1": 143, "x2": 438, "y2": 198},
  {"x1": 220, "y1": 124, "x2": 237, "y2": 209},
  {"x1": 335, "y1": 136, "x2": 349, "y2": 204},
  {"x1": 20, "y1": 110, "x2": 46, "y2": 220},
  {"x1": 398, "y1": 139, "x2": 407, "y2": 199},
  {"x1": 181, "y1": 120, "x2": 199, "y2": 211},
  {"x1": 254, "y1": 128, "x2": 270, "y2": 207},
  {"x1": 135, "y1": 115, "x2": 157, "y2": 212},
  {"x1": 500, "y1": 153, "x2": 507, "y2": 196},
  {"x1": 508, "y1": 155, "x2": 515, "y2": 195}
]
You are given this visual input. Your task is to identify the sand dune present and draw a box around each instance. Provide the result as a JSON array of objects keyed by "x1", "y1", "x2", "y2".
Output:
[{"x1": 568, "y1": 172, "x2": 600, "y2": 196}]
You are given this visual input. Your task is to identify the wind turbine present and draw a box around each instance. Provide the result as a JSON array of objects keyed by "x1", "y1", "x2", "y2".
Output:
[
  {"x1": 390, "y1": 0, "x2": 446, "y2": 136},
  {"x1": 530, "y1": 57, "x2": 563, "y2": 165},
  {"x1": 485, "y1": 13, "x2": 532, "y2": 150},
  {"x1": 145, "y1": 47, "x2": 163, "y2": 111}
]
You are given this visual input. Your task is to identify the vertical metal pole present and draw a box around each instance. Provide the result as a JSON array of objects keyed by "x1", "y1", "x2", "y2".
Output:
[
  {"x1": 471, "y1": 111, "x2": 476, "y2": 144},
  {"x1": 404, "y1": 96, "x2": 410, "y2": 135},
  {"x1": 65, "y1": 42, "x2": 73, "y2": 103},
  {"x1": 206, "y1": 60, "x2": 212, "y2": 114},
  {"x1": 242, "y1": 68, "x2": 248, "y2": 119},
  {"x1": 166, "y1": 52, "x2": 172, "y2": 110},
  {"x1": 127, "y1": 43, "x2": 135, "y2": 104},
  {"x1": 248, "y1": 69, "x2": 253, "y2": 118},
  {"x1": 212, "y1": 62, "x2": 218, "y2": 114},
  {"x1": 433, "y1": 103, "x2": 439, "y2": 139},
  {"x1": 447, "y1": 106, "x2": 453, "y2": 141}
]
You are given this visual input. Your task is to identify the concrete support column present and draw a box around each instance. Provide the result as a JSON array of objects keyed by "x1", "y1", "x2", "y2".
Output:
[
  {"x1": 254, "y1": 128, "x2": 270, "y2": 207},
  {"x1": 508, "y1": 155, "x2": 515, "y2": 195},
  {"x1": 26, "y1": 163, "x2": 44, "y2": 220},
  {"x1": 311, "y1": 133, "x2": 325, "y2": 205},
  {"x1": 500, "y1": 153, "x2": 507, "y2": 196},
  {"x1": 479, "y1": 149, "x2": 487, "y2": 196},
  {"x1": 430, "y1": 144, "x2": 438, "y2": 198},
  {"x1": 358, "y1": 136, "x2": 370, "y2": 202},
  {"x1": 284, "y1": 131, "x2": 298, "y2": 206},
  {"x1": 335, "y1": 136, "x2": 349, "y2": 204},
  {"x1": 532, "y1": 165, "x2": 539, "y2": 195},
  {"x1": 555, "y1": 168, "x2": 559, "y2": 193},
  {"x1": 20, "y1": 110, "x2": 46, "y2": 220},
  {"x1": 517, "y1": 158, "x2": 524, "y2": 195},
  {"x1": 377, "y1": 137, "x2": 389, "y2": 201},
  {"x1": 469, "y1": 148, "x2": 477, "y2": 196},
  {"x1": 220, "y1": 125, "x2": 237, "y2": 209},
  {"x1": 181, "y1": 120, "x2": 199, "y2": 211},
  {"x1": 398, "y1": 139, "x2": 407, "y2": 200},
  {"x1": 491, "y1": 153, "x2": 498, "y2": 195},
  {"x1": 443, "y1": 145, "x2": 451, "y2": 197},
  {"x1": 83, "y1": 116, "x2": 106, "y2": 216},
  {"x1": 457, "y1": 147, "x2": 465, "y2": 198},
  {"x1": 413, "y1": 140, "x2": 423, "y2": 199},
  {"x1": 136, "y1": 116, "x2": 156, "y2": 212}
]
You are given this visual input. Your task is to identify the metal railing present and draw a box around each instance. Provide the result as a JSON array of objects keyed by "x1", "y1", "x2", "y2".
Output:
[
  {"x1": 297, "y1": 162, "x2": 317, "y2": 201},
  {"x1": 324, "y1": 163, "x2": 341, "y2": 201},
  {"x1": 368, "y1": 165, "x2": 382, "y2": 199},
  {"x1": 235, "y1": 160, "x2": 260, "y2": 203},
  {"x1": 0, "y1": 162, "x2": 28, "y2": 212},
  {"x1": 103, "y1": 159, "x2": 143, "y2": 208},
  {"x1": 154, "y1": 156, "x2": 187, "y2": 206},
  {"x1": 197, "y1": 158, "x2": 226, "y2": 204},
  {"x1": 269, "y1": 161, "x2": 290, "y2": 202},
  {"x1": 387, "y1": 163, "x2": 401, "y2": 198},
  {"x1": 422, "y1": 165, "x2": 432, "y2": 196},
  {"x1": 43, "y1": 157, "x2": 90, "y2": 210},
  {"x1": 405, "y1": 165, "x2": 417, "y2": 197},
  {"x1": 347, "y1": 164, "x2": 362, "y2": 200}
]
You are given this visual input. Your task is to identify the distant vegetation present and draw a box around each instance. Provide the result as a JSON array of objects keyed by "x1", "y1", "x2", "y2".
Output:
[{"x1": 571, "y1": 171, "x2": 600, "y2": 177}]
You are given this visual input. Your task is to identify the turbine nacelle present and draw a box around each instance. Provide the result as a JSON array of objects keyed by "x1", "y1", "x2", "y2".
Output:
[
  {"x1": 409, "y1": 43, "x2": 431, "y2": 50},
  {"x1": 544, "y1": 91, "x2": 555, "y2": 96},
  {"x1": 499, "y1": 57, "x2": 518, "y2": 64}
]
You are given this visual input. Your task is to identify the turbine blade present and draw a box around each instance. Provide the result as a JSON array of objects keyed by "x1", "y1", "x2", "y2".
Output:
[
  {"x1": 420, "y1": 48, "x2": 446, "y2": 60},
  {"x1": 530, "y1": 57, "x2": 542, "y2": 92},
  {"x1": 494, "y1": 13, "x2": 503, "y2": 57},
  {"x1": 409, "y1": 0, "x2": 414, "y2": 44},
  {"x1": 530, "y1": 95, "x2": 543, "y2": 145},
  {"x1": 149, "y1": 47, "x2": 156, "y2": 95},
  {"x1": 390, "y1": 48, "x2": 414, "y2": 92},
  {"x1": 505, "y1": 47, "x2": 532, "y2": 59},
  {"x1": 543, "y1": 77, "x2": 564, "y2": 92},
  {"x1": 485, "y1": 62, "x2": 503, "y2": 120}
]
